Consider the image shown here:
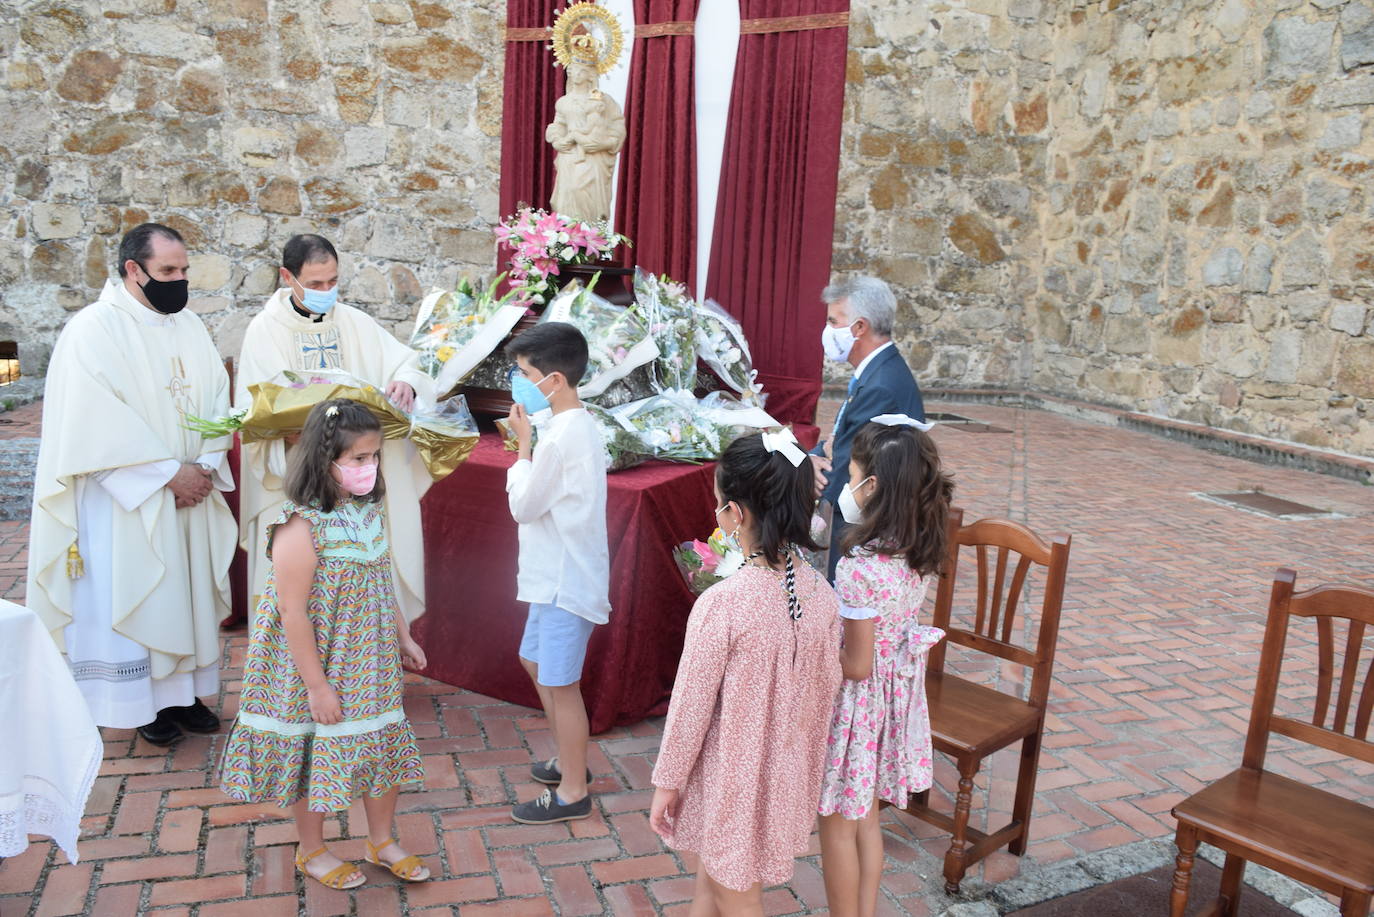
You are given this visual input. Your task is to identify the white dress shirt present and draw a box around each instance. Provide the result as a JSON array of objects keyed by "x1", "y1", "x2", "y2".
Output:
[{"x1": 506, "y1": 407, "x2": 611, "y2": 624}]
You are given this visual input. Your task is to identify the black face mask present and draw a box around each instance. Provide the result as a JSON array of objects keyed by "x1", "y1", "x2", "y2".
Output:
[{"x1": 136, "y1": 261, "x2": 189, "y2": 314}]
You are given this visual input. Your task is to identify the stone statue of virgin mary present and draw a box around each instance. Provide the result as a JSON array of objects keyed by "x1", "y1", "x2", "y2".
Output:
[{"x1": 545, "y1": 7, "x2": 627, "y2": 223}]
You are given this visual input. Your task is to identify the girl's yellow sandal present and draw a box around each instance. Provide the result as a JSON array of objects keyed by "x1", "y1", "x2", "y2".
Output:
[
  {"x1": 365, "y1": 838, "x2": 430, "y2": 882},
  {"x1": 295, "y1": 846, "x2": 366, "y2": 890}
]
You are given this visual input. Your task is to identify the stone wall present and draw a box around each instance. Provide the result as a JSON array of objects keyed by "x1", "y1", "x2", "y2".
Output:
[
  {"x1": 1037, "y1": 0, "x2": 1373, "y2": 456},
  {"x1": 837, "y1": 0, "x2": 1373, "y2": 457},
  {"x1": 4, "y1": 0, "x2": 1371, "y2": 456},
  {"x1": 832, "y1": 0, "x2": 1053, "y2": 390},
  {"x1": 1, "y1": 0, "x2": 505, "y2": 373}
]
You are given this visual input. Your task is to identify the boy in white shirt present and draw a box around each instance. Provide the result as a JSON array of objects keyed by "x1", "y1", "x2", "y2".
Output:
[{"x1": 504, "y1": 322, "x2": 611, "y2": 824}]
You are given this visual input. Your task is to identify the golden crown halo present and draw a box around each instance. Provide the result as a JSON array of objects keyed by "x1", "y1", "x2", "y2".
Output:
[{"x1": 551, "y1": 2, "x2": 624, "y2": 75}]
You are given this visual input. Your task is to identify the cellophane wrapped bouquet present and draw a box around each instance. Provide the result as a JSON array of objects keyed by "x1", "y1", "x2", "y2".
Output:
[
  {"x1": 694, "y1": 298, "x2": 764, "y2": 406},
  {"x1": 184, "y1": 369, "x2": 480, "y2": 482},
  {"x1": 540, "y1": 279, "x2": 659, "y2": 398},
  {"x1": 636, "y1": 269, "x2": 698, "y2": 393},
  {"x1": 411, "y1": 275, "x2": 527, "y2": 399}
]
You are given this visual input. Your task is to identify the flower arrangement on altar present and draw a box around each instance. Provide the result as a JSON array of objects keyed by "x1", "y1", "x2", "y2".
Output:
[
  {"x1": 636, "y1": 269, "x2": 698, "y2": 393},
  {"x1": 495, "y1": 208, "x2": 629, "y2": 304},
  {"x1": 410, "y1": 276, "x2": 527, "y2": 397},
  {"x1": 541, "y1": 278, "x2": 659, "y2": 397}
]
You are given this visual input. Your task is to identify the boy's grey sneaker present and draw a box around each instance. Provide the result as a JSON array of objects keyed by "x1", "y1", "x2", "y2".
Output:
[
  {"x1": 512, "y1": 788, "x2": 593, "y2": 824},
  {"x1": 530, "y1": 756, "x2": 593, "y2": 786}
]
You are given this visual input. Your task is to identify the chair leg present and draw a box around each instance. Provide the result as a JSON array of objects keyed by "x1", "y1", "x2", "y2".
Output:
[
  {"x1": 942, "y1": 759, "x2": 979, "y2": 895},
  {"x1": 1008, "y1": 730, "x2": 1044, "y2": 856},
  {"x1": 1217, "y1": 854, "x2": 1246, "y2": 917},
  {"x1": 1339, "y1": 888, "x2": 1372, "y2": 917},
  {"x1": 1169, "y1": 825, "x2": 1198, "y2": 917}
]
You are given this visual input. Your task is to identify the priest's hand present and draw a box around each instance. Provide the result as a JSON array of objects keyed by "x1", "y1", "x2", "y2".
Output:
[
  {"x1": 307, "y1": 682, "x2": 343, "y2": 725},
  {"x1": 385, "y1": 381, "x2": 416, "y2": 414},
  {"x1": 168, "y1": 463, "x2": 213, "y2": 508}
]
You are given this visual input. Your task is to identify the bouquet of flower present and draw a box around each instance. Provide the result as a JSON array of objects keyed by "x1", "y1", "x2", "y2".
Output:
[
  {"x1": 694, "y1": 298, "x2": 762, "y2": 404},
  {"x1": 672, "y1": 528, "x2": 745, "y2": 595},
  {"x1": 694, "y1": 390, "x2": 779, "y2": 432},
  {"x1": 411, "y1": 275, "x2": 527, "y2": 399},
  {"x1": 184, "y1": 369, "x2": 479, "y2": 482},
  {"x1": 495, "y1": 208, "x2": 629, "y2": 305},
  {"x1": 586, "y1": 403, "x2": 653, "y2": 472},
  {"x1": 607, "y1": 391, "x2": 731, "y2": 463},
  {"x1": 541, "y1": 279, "x2": 660, "y2": 397},
  {"x1": 636, "y1": 269, "x2": 698, "y2": 393}
]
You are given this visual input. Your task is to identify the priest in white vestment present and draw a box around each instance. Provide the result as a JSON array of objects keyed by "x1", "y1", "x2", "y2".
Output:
[
  {"x1": 26, "y1": 223, "x2": 237, "y2": 745},
  {"x1": 236, "y1": 234, "x2": 434, "y2": 624}
]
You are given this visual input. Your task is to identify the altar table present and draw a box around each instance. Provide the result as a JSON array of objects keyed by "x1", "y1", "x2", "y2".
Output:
[{"x1": 412, "y1": 433, "x2": 716, "y2": 733}]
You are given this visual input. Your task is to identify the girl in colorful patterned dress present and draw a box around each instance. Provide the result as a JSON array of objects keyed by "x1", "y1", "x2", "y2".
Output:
[
  {"x1": 220, "y1": 399, "x2": 430, "y2": 890},
  {"x1": 650, "y1": 430, "x2": 842, "y2": 915},
  {"x1": 818, "y1": 416, "x2": 954, "y2": 917}
]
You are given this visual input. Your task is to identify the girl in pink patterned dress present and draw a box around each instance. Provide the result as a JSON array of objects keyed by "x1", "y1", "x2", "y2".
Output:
[
  {"x1": 220, "y1": 400, "x2": 431, "y2": 890},
  {"x1": 818, "y1": 417, "x2": 954, "y2": 917},
  {"x1": 650, "y1": 431, "x2": 842, "y2": 914}
]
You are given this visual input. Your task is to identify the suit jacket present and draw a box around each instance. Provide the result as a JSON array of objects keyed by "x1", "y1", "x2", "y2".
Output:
[{"x1": 820, "y1": 344, "x2": 926, "y2": 504}]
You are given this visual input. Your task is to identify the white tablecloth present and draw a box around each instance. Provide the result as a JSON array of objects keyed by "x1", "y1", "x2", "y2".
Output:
[{"x1": 0, "y1": 599, "x2": 103, "y2": 863}]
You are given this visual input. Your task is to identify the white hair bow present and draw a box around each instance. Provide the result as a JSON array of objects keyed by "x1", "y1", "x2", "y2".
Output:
[
  {"x1": 761, "y1": 428, "x2": 808, "y2": 467},
  {"x1": 871, "y1": 413, "x2": 935, "y2": 432}
]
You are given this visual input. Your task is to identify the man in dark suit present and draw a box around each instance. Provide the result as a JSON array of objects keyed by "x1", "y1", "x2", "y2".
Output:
[{"x1": 811, "y1": 275, "x2": 926, "y2": 579}]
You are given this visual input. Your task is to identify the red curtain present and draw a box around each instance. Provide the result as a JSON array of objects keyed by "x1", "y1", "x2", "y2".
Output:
[
  {"x1": 613, "y1": 0, "x2": 700, "y2": 288},
  {"x1": 500, "y1": 1, "x2": 565, "y2": 220},
  {"x1": 704, "y1": 4, "x2": 850, "y2": 426}
]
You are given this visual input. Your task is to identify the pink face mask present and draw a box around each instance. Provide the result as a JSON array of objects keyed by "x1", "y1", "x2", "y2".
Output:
[{"x1": 333, "y1": 460, "x2": 378, "y2": 496}]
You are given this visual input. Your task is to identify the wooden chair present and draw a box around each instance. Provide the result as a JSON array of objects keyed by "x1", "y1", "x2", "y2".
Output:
[
  {"x1": 902, "y1": 513, "x2": 1071, "y2": 894},
  {"x1": 1169, "y1": 569, "x2": 1374, "y2": 917}
]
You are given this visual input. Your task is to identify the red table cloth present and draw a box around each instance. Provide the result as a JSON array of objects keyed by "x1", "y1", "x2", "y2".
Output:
[{"x1": 412, "y1": 432, "x2": 716, "y2": 733}]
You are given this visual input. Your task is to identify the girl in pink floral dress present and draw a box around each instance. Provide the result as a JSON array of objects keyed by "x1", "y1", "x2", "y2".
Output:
[
  {"x1": 818, "y1": 416, "x2": 954, "y2": 917},
  {"x1": 650, "y1": 431, "x2": 842, "y2": 914}
]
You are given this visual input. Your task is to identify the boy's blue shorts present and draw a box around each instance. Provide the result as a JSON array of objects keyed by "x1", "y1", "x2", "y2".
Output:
[{"x1": 518, "y1": 603, "x2": 596, "y2": 687}]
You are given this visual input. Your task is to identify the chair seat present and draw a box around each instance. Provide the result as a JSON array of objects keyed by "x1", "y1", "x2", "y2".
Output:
[
  {"x1": 926, "y1": 672, "x2": 1042, "y2": 757},
  {"x1": 1173, "y1": 767, "x2": 1374, "y2": 894}
]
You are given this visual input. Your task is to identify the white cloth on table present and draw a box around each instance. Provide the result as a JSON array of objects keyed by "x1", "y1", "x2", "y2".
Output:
[{"x1": 0, "y1": 599, "x2": 103, "y2": 863}]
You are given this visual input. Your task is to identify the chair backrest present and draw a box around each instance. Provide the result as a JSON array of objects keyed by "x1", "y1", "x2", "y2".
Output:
[
  {"x1": 1243, "y1": 568, "x2": 1374, "y2": 771},
  {"x1": 928, "y1": 513, "x2": 1072, "y2": 711}
]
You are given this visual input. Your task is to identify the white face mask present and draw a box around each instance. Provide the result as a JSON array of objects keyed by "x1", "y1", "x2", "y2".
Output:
[
  {"x1": 836, "y1": 475, "x2": 873, "y2": 525},
  {"x1": 821, "y1": 321, "x2": 858, "y2": 362}
]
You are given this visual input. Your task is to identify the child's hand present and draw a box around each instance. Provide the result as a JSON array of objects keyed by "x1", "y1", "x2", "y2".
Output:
[
  {"x1": 507, "y1": 402, "x2": 533, "y2": 447},
  {"x1": 648, "y1": 787, "x2": 679, "y2": 838},
  {"x1": 307, "y1": 683, "x2": 343, "y2": 725},
  {"x1": 399, "y1": 633, "x2": 427, "y2": 671}
]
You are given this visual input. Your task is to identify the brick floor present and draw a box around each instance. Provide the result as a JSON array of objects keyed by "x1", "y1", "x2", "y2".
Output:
[{"x1": 2, "y1": 398, "x2": 1372, "y2": 915}]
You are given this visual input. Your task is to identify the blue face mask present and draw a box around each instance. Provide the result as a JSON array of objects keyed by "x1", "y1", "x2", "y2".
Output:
[
  {"x1": 292, "y1": 278, "x2": 338, "y2": 314},
  {"x1": 510, "y1": 371, "x2": 554, "y2": 414}
]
